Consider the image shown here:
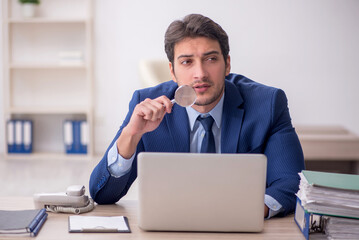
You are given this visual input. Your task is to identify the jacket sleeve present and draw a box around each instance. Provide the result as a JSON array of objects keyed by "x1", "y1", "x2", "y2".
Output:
[
  {"x1": 264, "y1": 89, "x2": 305, "y2": 216},
  {"x1": 89, "y1": 91, "x2": 143, "y2": 204}
]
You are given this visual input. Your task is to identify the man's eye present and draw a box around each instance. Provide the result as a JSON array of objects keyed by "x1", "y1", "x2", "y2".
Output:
[
  {"x1": 207, "y1": 57, "x2": 217, "y2": 62},
  {"x1": 181, "y1": 60, "x2": 192, "y2": 65}
]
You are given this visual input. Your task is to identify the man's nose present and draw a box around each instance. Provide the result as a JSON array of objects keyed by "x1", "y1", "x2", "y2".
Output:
[{"x1": 193, "y1": 62, "x2": 208, "y2": 80}]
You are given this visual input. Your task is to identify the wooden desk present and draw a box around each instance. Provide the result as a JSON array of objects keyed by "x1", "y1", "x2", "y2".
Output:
[{"x1": 0, "y1": 197, "x2": 304, "y2": 240}]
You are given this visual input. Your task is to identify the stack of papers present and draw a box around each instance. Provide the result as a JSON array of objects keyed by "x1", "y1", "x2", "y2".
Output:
[
  {"x1": 296, "y1": 170, "x2": 359, "y2": 218},
  {"x1": 296, "y1": 170, "x2": 359, "y2": 240},
  {"x1": 325, "y1": 216, "x2": 359, "y2": 239},
  {"x1": 0, "y1": 208, "x2": 47, "y2": 237}
]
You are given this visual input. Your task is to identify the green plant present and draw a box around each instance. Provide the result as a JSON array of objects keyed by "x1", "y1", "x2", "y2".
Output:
[{"x1": 18, "y1": 0, "x2": 40, "y2": 4}]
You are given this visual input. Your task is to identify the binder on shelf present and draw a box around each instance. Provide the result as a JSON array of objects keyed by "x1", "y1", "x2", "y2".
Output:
[
  {"x1": 64, "y1": 120, "x2": 88, "y2": 154},
  {"x1": 64, "y1": 120, "x2": 73, "y2": 153},
  {"x1": 7, "y1": 120, "x2": 33, "y2": 154},
  {"x1": 6, "y1": 120, "x2": 15, "y2": 153},
  {"x1": 15, "y1": 120, "x2": 22, "y2": 152},
  {"x1": 23, "y1": 120, "x2": 33, "y2": 153},
  {"x1": 80, "y1": 121, "x2": 89, "y2": 154}
]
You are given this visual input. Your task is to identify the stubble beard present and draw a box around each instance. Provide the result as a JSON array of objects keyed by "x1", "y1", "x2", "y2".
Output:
[{"x1": 193, "y1": 81, "x2": 225, "y2": 107}]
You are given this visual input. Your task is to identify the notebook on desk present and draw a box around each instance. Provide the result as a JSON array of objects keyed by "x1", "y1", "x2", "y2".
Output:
[{"x1": 137, "y1": 152, "x2": 267, "y2": 232}]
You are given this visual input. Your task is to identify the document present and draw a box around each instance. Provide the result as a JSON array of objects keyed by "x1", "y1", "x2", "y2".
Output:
[{"x1": 68, "y1": 216, "x2": 131, "y2": 233}]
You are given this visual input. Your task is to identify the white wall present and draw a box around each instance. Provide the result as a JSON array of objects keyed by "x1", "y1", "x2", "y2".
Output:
[
  {"x1": 1, "y1": 0, "x2": 359, "y2": 155},
  {"x1": 0, "y1": 1, "x2": 3, "y2": 154}
]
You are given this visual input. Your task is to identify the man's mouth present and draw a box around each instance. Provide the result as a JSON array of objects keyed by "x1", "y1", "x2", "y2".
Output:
[{"x1": 193, "y1": 83, "x2": 211, "y2": 93}]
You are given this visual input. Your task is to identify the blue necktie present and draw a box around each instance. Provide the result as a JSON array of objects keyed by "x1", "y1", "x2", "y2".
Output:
[{"x1": 197, "y1": 115, "x2": 216, "y2": 153}]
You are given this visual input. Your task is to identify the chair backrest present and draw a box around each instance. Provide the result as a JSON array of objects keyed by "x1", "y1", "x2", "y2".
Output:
[{"x1": 139, "y1": 59, "x2": 171, "y2": 88}]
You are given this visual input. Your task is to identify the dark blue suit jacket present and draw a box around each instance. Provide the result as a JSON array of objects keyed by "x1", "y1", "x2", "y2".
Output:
[{"x1": 89, "y1": 73, "x2": 305, "y2": 216}]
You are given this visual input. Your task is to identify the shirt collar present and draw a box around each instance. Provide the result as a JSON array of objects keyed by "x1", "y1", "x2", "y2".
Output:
[{"x1": 186, "y1": 93, "x2": 224, "y2": 131}]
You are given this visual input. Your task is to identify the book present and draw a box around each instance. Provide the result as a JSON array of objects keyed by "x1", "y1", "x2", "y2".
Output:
[
  {"x1": 0, "y1": 208, "x2": 47, "y2": 237},
  {"x1": 296, "y1": 170, "x2": 359, "y2": 218},
  {"x1": 68, "y1": 216, "x2": 131, "y2": 233}
]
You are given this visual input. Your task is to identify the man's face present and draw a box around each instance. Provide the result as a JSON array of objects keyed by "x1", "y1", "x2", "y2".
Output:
[{"x1": 169, "y1": 37, "x2": 231, "y2": 113}]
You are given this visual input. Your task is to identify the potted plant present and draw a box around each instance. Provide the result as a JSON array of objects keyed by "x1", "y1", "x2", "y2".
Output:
[{"x1": 18, "y1": 0, "x2": 40, "y2": 18}]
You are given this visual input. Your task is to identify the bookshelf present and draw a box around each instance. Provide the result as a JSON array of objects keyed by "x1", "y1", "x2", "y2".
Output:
[{"x1": 2, "y1": 0, "x2": 93, "y2": 160}]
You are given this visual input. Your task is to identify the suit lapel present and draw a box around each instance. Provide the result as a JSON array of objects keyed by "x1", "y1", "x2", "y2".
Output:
[
  {"x1": 221, "y1": 81, "x2": 244, "y2": 153},
  {"x1": 164, "y1": 80, "x2": 243, "y2": 153},
  {"x1": 165, "y1": 103, "x2": 190, "y2": 152}
]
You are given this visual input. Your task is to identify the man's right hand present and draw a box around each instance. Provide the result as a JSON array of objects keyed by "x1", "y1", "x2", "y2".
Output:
[{"x1": 116, "y1": 96, "x2": 173, "y2": 159}]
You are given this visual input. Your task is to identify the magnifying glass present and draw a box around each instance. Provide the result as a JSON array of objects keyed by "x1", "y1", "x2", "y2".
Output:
[{"x1": 171, "y1": 85, "x2": 197, "y2": 107}]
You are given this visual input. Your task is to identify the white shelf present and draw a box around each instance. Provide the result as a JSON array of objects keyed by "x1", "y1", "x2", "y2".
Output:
[
  {"x1": 8, "y1": 18, "x2": 88, "y2": 24},
  {"x1": 10, "y1": 63, "x2": 88, "y2": 69},
  {"x1": 4, "y1": 152, "x2": 93, "y2": 161},
  {"x1": 8, "y1": 106, "x2": 91, "y2": 115},
  {"x1": 2, "y1": 0, "x2": 94, "y2": 160}
]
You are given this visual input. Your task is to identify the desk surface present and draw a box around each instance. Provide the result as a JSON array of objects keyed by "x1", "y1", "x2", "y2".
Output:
[{"x1": 0, "y1": 197, "x2": 304, "y2": 240}]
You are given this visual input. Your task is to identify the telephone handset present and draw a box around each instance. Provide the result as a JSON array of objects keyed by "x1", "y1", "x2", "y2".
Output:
[{"x1": 33, "y1": 185, "x2": 94, "y2": 214}]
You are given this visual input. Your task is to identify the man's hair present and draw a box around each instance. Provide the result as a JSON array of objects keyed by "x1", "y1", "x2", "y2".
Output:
[{"x1": 164, "y1": 14, "x2": 229, "y2": 66}]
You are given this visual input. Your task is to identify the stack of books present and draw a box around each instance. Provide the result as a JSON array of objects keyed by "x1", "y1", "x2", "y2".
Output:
[
  {"x1": 295, "y1": 170, "x2": 359, "y2": 240},
  {"x1": 0, "y1": 208, "x2": 47, "y2": 237}
]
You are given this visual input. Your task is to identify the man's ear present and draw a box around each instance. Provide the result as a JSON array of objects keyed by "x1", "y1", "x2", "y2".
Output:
[
  {"x1": 225, "y1": 55, "x2": 231, "y2": 76},
  {"x1": 169, "y1": 62, "x2": 177, "y2": 83}
]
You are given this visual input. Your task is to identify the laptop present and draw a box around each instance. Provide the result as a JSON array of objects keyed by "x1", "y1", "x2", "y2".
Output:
[{"x1": 137, "y1": 152, "x2": 267, "y2": 232}]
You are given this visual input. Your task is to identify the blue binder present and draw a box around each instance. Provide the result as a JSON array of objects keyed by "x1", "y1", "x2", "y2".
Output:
[
  {"x1": 63, "y1": 120, "x2": 73, "y2": 153},
  {"x1": 7, "y1": 120, "x2": 15, "y2": 153},
  {"x1": 294, "y1": 198, "x2": 326, "y2": 239},
  {"x1": 73, "y1": 121, "x2": 81, "y2": 153},
  {"x1": 15, "y1": 120, "x2": 23, "y2": 152},
  {"x1": 22, "y1": 120, "x2": 33, "y2": 153},
  {"x1": 79, "y1": 120, "x2": 88, "y2": 154},
  {"x1": 64, "y1": 120, "x2": 88, "y2": 154},
  {"x1": 7, "y1": 120, "x2": 33, "y2": 154}
]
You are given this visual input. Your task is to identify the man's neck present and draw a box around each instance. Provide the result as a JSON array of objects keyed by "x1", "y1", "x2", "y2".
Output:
[
  {"x1": 186, "y1": 92, "x2": 225, "y2": 131},
  {"x1": 191, "y1": 91, "x2": 224, "y2": 114}
]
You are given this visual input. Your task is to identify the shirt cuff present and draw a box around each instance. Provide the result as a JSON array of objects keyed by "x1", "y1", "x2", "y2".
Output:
[
  {"x1": 264, "y1": 194, "x2": 283, "y2": 219},
  {"x1": 107, "y1": 142, "x2": 135, "y2": 178}
]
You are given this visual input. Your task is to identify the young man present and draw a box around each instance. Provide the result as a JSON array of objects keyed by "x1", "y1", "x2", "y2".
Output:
[{"x1": 90, "y1": 14, "x2": 305, "y2": 218}]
